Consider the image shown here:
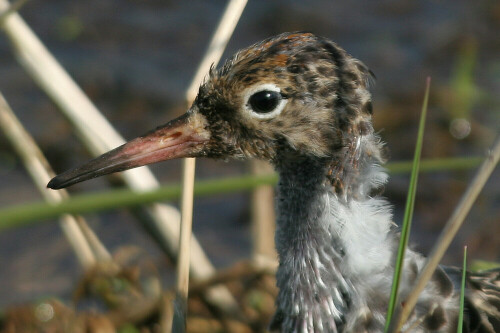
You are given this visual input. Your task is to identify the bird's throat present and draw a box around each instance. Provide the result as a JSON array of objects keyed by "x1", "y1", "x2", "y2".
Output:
[
  {"x1": 273, "y1": 157, "x2": 351, "y2": 330},
  {"x1": 271, "y1": 154, "x2": 393, "y2": 331}
]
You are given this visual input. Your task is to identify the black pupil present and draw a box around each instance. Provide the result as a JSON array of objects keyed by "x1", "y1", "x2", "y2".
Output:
[{"x1": 248, "y1": 90, "x2": 281, "y2": 114}]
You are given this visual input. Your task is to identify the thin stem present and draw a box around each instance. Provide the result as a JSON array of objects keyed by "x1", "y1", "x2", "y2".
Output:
[
  {"x1": 0, "y1": 0, "x2": 29, "y2": 25},
  {"x1": 0, "y1": 174, "x2": 277, "y2": 230},
  {"x1": 0, "y1": 153, "x2": 487, "y2": 231},
  {"x1": 388, "y1": 156, "x2": 483, "y2": 174},
  {"x1": 393, "y1": 135, "x2": 500, "y2": 331},
  {"x1": 176, "y1": 158, "x2": 196, "y2": 309},
  {"x1": 385, "y1": 77, "x2": 431, "y2": 331},
  {"x1": 0, "y1": 0, "x2": 222, "y2": 291},
  {"x1": 174, "y1": 0, "x2": 248, "y2": 325},
  {"x1": 250, "y1": 160, "x2": 277, "y2": 262},
  {"x1": 184, "y1": 0, "x2": 248, "y2": 103},
  {"x1": 458, "y1": 246, "x2": 467, "y2": 333},
  {"x1": 0, "y1": 92, "x2": 98, "y2": 269}
]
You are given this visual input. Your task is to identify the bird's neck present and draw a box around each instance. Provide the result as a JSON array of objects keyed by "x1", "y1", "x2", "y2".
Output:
[
  {"x1": 274, "y1": 156, "x2": 336, "y2": 251},
  {"x1": 273, "y1": 136, "x2": 391, "y2": 256},
  {"x1": 272, "y1": 148, "x2": 394, "y2": 330}
]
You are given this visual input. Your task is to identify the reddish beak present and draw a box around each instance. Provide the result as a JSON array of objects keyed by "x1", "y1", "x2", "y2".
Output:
[{"x1": 47, "y1": 111, "x2": 210, "y2": 189}]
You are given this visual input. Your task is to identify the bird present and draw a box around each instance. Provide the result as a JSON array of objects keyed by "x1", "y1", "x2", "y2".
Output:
[{"x1": 48, "y1": 32, "x2": 500, "y2": 332}]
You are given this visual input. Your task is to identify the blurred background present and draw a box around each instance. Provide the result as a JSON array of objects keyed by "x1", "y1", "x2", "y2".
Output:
[{"x1": 0, "y1": 0, "x2": 498, "y2": 323}]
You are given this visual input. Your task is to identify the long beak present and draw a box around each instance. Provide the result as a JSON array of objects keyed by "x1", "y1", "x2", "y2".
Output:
[{"x1": 47, "y1": 111, "x2": 210, "y2": 189}]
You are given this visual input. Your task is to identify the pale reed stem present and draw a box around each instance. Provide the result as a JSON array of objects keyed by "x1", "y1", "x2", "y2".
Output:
[
  {"x1": 0, "y1": 0, "x2": 235, "y2": 311},
  {"x1": 175, "y1": 0, "x2": 248, "y2": 326},
  {"x1": 392, "y1": 136, "x2": 500, "y2": 331},
  {"x1": 0, "y1": 93, "x2": 104, "y2": 269}
]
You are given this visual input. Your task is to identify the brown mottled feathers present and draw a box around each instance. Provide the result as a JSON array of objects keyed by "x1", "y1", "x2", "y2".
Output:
[
  {"x1": 465, "y1": 268, "x2": 500, "y2": 332},
  {"x1": 197, "y1": 32, "x2": 381, "y2": 197},
  {"x1": 192, "y1": 32, "x2": 499, "y2": 332},
  {"x1": 42, "y1": 31, "x2": 499, "y2": 333}
]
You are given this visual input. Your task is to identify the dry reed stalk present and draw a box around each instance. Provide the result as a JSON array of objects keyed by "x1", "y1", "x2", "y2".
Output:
[
  {"x1": 0, "y1": 0, "x2": 27, "y2": 23},
  {"x1": 73, "y1": 215, "x2": 112, "y2": 261},
  {"x1": 184, "y1": 0, "x2": 248, "y2": 103},
  {"x1": 177, "y1": 157, "x2": 196, "y2": 303},
  {"x1": 0, "y1": 92, "x2": 104, "y2": 269},
  {"x1": 392, "y1": 136, "x2": 500, "y2": 331},
  {"x1": 159, "y1": 292, "x2": 175, "y2": 333},
  {"x1": 250, "y1": 160, "x2": 278, "y2": 265},
  {"x1": 174, "y1": 0, "x2": 248, "y2": 324},
  {"x1": 0, "y1": 0, "x2": 234, "y2": 309}
]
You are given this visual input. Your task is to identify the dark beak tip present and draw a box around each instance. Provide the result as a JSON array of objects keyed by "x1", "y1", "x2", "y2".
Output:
[
  {"x1": 46, "y1": 179, "x2": 57, "y2": 189},
  {"x1": 47, "y1": 177, "x2": 64, "y2": 190}
]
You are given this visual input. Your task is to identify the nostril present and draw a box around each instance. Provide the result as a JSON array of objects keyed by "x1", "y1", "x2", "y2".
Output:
[
  {"x1": 160, "y1": 131, "x2": 182, "y2": 145},
  {"x1": 167, "y1": 131, "x2": 182, "y2": 140},
  {"x1": 170, "y1": 132, "x2": 182, "y2": 140}
]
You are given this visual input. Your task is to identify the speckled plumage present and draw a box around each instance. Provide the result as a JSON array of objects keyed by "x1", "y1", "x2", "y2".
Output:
[{"x1": 48, "y1": 32, "x2": 500, "y2": 332}]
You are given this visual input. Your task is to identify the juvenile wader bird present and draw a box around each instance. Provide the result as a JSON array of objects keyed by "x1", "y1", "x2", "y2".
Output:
[{"x1": 48, "y1": 32, "x2": 499, "y2": 332}]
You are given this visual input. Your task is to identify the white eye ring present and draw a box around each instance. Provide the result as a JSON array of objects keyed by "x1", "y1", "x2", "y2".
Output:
[{"x1": 243, "y1": 84, "x2": 287, "y2": 119}]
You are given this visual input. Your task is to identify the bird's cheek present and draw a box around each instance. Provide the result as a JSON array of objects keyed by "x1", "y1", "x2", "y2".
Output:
[{"x1": 283, "y1": 130, "x2": 331, "y2": 157}]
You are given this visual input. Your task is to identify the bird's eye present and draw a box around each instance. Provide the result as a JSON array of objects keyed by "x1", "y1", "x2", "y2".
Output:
[
  {"x1": 248, "y1": 90, "x2": 281, "y2": 114},
  {"x1": 243, "y1": 84, "x2": 287, "y2": 120}
]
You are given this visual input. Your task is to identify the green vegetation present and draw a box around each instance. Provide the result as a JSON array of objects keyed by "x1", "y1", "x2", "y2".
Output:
[
  {"x1": 457, "y1": 246, "x2": 467, "y2": 333},
  {"x1": 385, "y1": 78, "x2": 430, "y2": 332}
]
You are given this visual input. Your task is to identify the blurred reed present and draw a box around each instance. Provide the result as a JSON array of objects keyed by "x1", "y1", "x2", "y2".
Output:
[
  {"x1": 0, "y1": 158, "x2": 484, "y2": 229},
  {"x1": 175, "y1": 0, "x2": 248, "y2": 327},
  {"x1": 0, "y1": 0, "x2": 239, "y2": 317},
  {"x1": 0, "y1": 0, "x2": 223, "y2": 294},
  {"x1": 391, "y1": 134, "x2": 499, "y2": 331},
  {"x1": 0, "y1": 0, "x2": 497, "y2": 331},
  {"x1": 0, "y1": 92, "x2": 105, "y2": 269}
]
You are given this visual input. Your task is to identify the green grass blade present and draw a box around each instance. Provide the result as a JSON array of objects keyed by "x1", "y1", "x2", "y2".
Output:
[
  {"x1": 385, "y1": 77, "x2": 431, "y2": 332},
  {"x1": 0, "y1": 173, "x2": 277, "y2": 231},
  {"x1": 0, "y1": 155, "x2": 484, "y2": 231},
  {"x1": 387, "y1": 156, "x2": 482, "y2": 174},
  {"x1": 469, "y1": 260, "x2": 500, "y2": 272},
  {"x1": 449, "y1": 39, "x2": 477, "y2": 120},
  {"x1": 457, "y1": 246, "x2": 467, "y2": 333}
]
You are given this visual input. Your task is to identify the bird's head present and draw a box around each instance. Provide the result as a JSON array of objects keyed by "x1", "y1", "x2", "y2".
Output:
[{"x1": 48, "y1": 32, "x2": 378, "y2": 190}]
